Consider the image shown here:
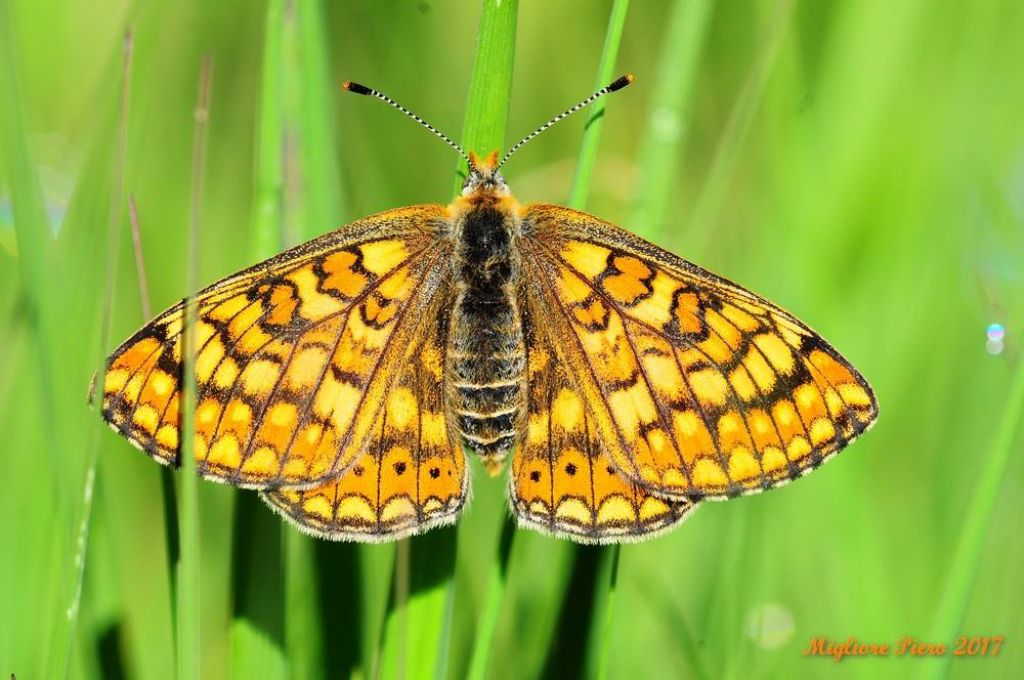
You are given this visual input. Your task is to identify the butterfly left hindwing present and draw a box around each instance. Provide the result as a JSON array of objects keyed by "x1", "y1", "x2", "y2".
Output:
[
  {"x1": 521, "y1": 205, "x2": 878, "y2": 501},
  {"x1": 263, "y1": 290, "x2": 468, "y2": 541}
]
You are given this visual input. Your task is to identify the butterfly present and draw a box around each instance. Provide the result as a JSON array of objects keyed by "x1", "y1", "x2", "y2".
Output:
[{"x1": 96, "y1": 75, "x2": 877, "y2": 544}]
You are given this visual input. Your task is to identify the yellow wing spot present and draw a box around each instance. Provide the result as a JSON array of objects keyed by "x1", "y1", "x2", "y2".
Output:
[
  {"x1": 268, "y1": 402, "x2": 297, "y2": 428},
  {"x1": 156, "y1": 425, "x2": 178, "y2": 450},
  {"x1": 359, "y1": 239, "x2": 409, "y2": 276},
  {"x1": 133, "y1": 405, "x2": 160, "y2": 435},
  {"x1": 838, "y1": 383, "x2": 873, "y2": 408},
  {"x1": 786, "y1": 436, "x2": 812, "y2": 462},
  {"x1": 208, "y1": 435, "x2": 241, "y2": 469},
  {"x1": 693, "y1": 458, "x2": 728, "y2": 489},
  {"x1": 561, "y1": 241, "x2": 611, "y2": 279},
  {"x1": 729, "y1": 366, "x2": 758, "y2": 401},
  {"x1": 761, "y1": 446, "x2": 787, "y2": 473},
  {"x1": 150, "y1": 371, "x2": 174, "y2": 397},
  {"x1": 720, "y1": 303, "x2": 760, "y2": 332},
  {"x1": 104, "y1": 368, "x2": 130, "y2": 394},
  {"x1": 213, "y1": 357, "x2": 239, "y2": 390},
  {"x1": 810, "y1": 418, "x2": 836, "y2": 445},
  {"x1": 207, "y1": 294, "x2": 249, "y2": 322},
  {"x1": 742, "y1": 347, "x2": 777, "y2": 393},
  {"x1": 638, "y1": 497, "x2": 671, "y2": 521},
  {"x1": 420, "y1": 412, "x2": 448, "y2": 446},
  {"x1": 387, "y1": 387, "x2": 418, "y2": 430},
  {"x1": 552, "y1": 389, "x2": 582, "y2": 431},
  {"x1": 689, "y1": 368, "x2": 729, "y2": 407},
  {"x1": 727, "y1": 448, "x2": 759, "y2": 482},
  {"x1": 555, "y1": 498, "x2": 593, "y2": 524},
  {"x1": 195, "y1": 341, "x2": 225, "y2": 383},
  {"x1": 335, "y1": 495, "x2": 375, "y2": 524},
  {"x1": 380, "y1": 497, "x2": 417, "y2": 524},
  {"x1": 754, "y1": 334, "x2": 795, "y2": 374},
  {"x1": 241, "y1": 446, "x2": 279, "y2": 476},
  {"x1": 596, "y1": 496, "x2": 635, "y2": 525},
  {"x1": 301, "y1": 494, "x2": 334, "y2": 522},
  {"x1": 705, "y1": 309, "x2": 742, "y2": 348}
]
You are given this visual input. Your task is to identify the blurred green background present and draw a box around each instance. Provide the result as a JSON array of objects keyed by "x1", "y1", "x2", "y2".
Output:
[{"x1": 2, "y1": 0, "x2": 1023, "y2": 678}]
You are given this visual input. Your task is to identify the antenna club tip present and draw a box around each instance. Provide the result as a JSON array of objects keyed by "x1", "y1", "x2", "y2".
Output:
[
  {"x1": 342, "y1": 80, "x2": 372, "y2": 95},
  {"x1": 609, "y1": 74, "x2": 635, "y2": 92}
]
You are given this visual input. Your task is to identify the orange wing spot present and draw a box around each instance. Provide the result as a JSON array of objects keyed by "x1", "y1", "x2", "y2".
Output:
[
  {"x1": 747, "y1": 409, "x2": 782, "y2": 450},
  {"x1": 266, "y1": 283, "x2": 299, "y2": 325},
  {"x1": 673, "y1": 410, "x2": 716, "y2": 465},
  {"x1": 111, "y1": 337, "x2": 161, "y2": 371},
  {"x1": 716, "y1": 411, "x2": 753, "y2": 454},
  {"x1": 553, "y1": 447, "x2": 591, "y2": 499},
  {"x1": 772, "y1": 400, "x2": 804, "y2": 444},
  {"x1": 794, "y1": 383, "x2": 828, "y2": 425},
  {"x1": 322, "y1": 250, "x2": 369, "y2": 298},
  {"x1": 364, "y1": 294, "x2": 398, "y2": 326},
  {"x1": 604, "y1": 271, "x2": 650, "y2": 305},
  {"x1": 613, "y1": 255, "x2": 651, "y2": 279},
  {"x1": 672, "y1": 290, "x2": 702, "y2": 334},
  {"x1": 809, "y1": 350, "x2": 857, "y2": 386},
  {"x1": 572, "y1": 297, "x2": 608, "y2": 328}
]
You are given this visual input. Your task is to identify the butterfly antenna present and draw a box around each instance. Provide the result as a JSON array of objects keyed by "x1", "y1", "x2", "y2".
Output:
[
  {"x1": 343, "y1": 81, "x2": 470, "y2": 163},
  {"x1": 497, "y1": 74, "x2": 635, "y2": 170}
]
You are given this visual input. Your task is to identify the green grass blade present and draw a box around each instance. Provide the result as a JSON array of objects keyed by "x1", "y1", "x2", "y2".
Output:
[
  {"x1": 568, "y1": 0, "x2": 631, "y2": 209},
  {"x1": 452, "y1": 0, "x2": 519, "y2": 192},
  {"x1": 628, "y1": 0, "x2": 714, "y2": 239},
  {"x1": 921, "y1": 355, "x2": 1024, "y2": 679},
  {"x1": 177, "y1": 57, "x2": 214, "y2": 680},
  {"x1": 684, "y1": 0, "x2": 795, "y2": 256},
  {"x1": 380, "y1": 0, "x2": 518, "y2": 677}
]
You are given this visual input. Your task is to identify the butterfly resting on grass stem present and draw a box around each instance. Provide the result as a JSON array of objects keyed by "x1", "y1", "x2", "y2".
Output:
[{"x1": 96, "y1": 74, "x2": 877, "y2": 544}]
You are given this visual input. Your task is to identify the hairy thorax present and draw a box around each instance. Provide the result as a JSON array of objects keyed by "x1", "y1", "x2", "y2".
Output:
[{"x1": 447, "y1": 191, "x2": 526, "y2": 471}]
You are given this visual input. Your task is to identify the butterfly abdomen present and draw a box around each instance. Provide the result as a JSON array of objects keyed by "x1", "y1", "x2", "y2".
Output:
[{"x1": 448, "y1": 194, "x2": 525, "y2": 471}]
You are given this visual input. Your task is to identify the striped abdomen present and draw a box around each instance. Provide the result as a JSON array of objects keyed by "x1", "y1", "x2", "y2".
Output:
[{"x1": 448, "y1": 196, "x2": 525, "y2": 470}]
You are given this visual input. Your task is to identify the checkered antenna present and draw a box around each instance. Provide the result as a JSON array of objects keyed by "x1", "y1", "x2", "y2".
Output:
[
  {"x1": 497, "y1": 74, "x2": 634, "y2": 170},
  {"x1": 343, "y1": 80, "x2": 470, "y2": 164}
]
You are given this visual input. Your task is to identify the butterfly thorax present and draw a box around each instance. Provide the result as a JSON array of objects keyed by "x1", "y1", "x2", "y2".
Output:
[{"x1": 447, "y1": 175, "x2": 526, "y2": 474}]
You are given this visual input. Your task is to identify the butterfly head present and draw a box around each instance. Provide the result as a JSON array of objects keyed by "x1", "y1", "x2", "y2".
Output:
[{"x1": 462, "y1": 151, "x2": 509, "y2": 197}]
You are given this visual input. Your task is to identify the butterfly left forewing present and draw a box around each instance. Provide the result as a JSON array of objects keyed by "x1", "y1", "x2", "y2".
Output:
[
  {"x1": 522, "y1": 205, "x2": 878, "y2": 500},
  {"x1": 262, "y1": 293, "x2": 468, "y2": 541},
  {"x1": 99, "y1": 205, "x2": 450, "y2": 489}
]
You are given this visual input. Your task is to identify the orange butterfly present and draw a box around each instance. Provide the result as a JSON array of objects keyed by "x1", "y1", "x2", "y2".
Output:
[{"x1": 97, "y1": 75, "x2": 877, "y2": 544}]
